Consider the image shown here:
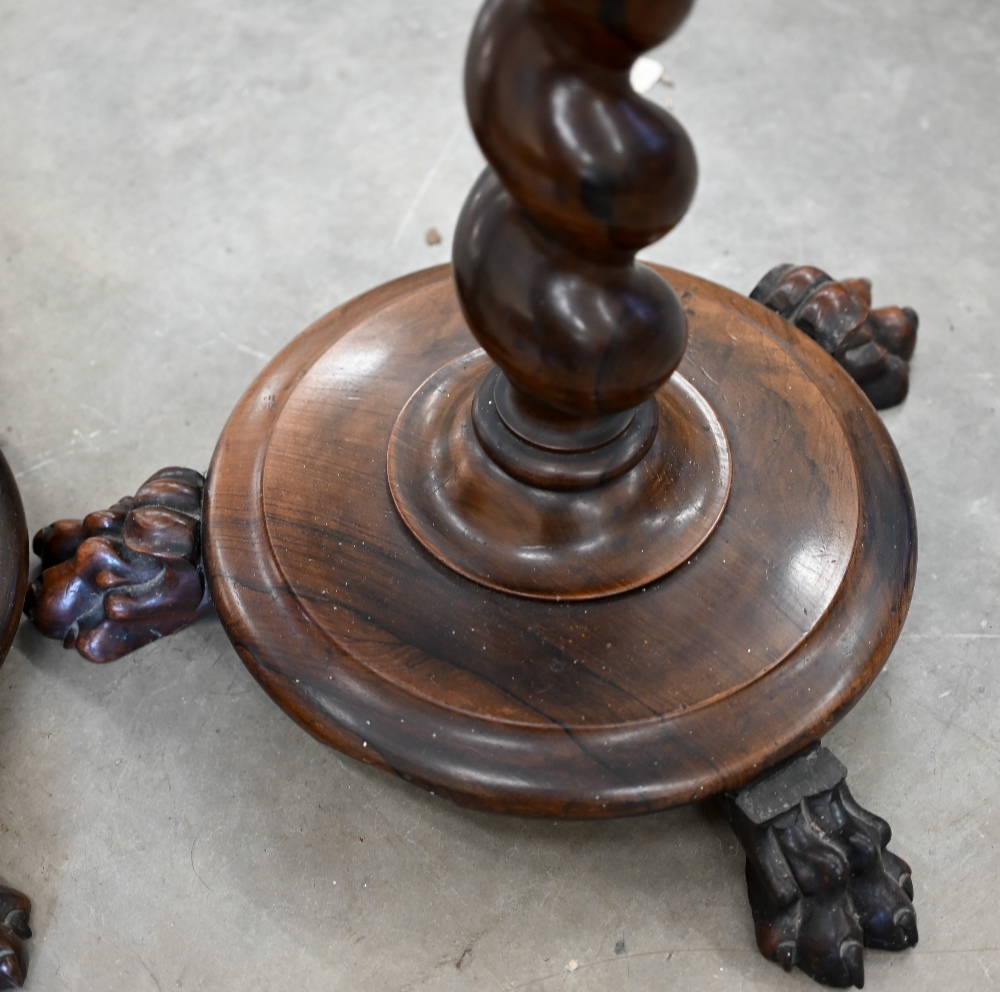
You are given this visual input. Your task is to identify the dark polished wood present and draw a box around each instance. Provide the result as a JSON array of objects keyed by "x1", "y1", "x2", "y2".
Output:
[
  {"x1": 0, "y1": 451, "x2": 27, "y2": 668},
  {"x1": 0, "y1": 882, "x2": 30, "y2": 990},
  {"x1": 724, "y1": 743, "x2": 917, "y2": 989},
  {"x1": 0, "y1": 448, "x2": 32, "y2": 988},
  {"x1": 389, "y1": 0, "x2": 719, "y2": 597},
  {"x1": 20, "y1": 2, "x2": 920, "y2": 985},
  {"x1": 457, "y1": 0, "x2": 697, "y2": 421},
  {"x1": 752, "y1": 264, "x2": 918, "y2": 409},
  {"x1": 204, "y1": 263, "x2": 916, "y2": 818},
  {"x1": 388, "y1": 350, "x2": 731, "y2": 598},
  {"x1": 27, "y1": 467, "x2": 212, "y2": 663}
]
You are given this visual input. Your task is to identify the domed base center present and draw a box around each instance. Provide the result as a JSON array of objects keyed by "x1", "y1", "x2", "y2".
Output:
[{"x1": 387, "y1": 350, "x2": 731, "y2": 600}]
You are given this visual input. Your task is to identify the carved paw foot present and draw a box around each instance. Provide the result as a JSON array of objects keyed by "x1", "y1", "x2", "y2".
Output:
[
  {"x1": 25, "y1": 467, "x2": 213, "y2": 662},
  {"x1": 0, "y1": 882, "x2": 30, "y2": 988},
  {"x1": 751, "y1": 264, "x2": 918, "y2": 410},
  {"x1": 725, "y1": 745, "x2": 917, "y2": 988}
]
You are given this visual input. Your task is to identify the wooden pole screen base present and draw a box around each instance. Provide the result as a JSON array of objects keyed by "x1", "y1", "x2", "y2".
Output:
[
  {"x1": 23, "y1": 0, "x2": 922, "y2": 985},
  {"x1": 202, "y1": 263, "x2": 915, "y2": 818}
]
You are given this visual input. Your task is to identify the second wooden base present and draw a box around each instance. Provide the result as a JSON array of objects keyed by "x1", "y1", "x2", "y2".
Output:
[{"x1": 0, "y1": 450, "x2": 27, "y2": 665}]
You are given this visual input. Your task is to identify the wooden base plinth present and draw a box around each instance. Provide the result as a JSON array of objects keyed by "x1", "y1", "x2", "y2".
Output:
[{"x1": 203, "y1": 264, "x2": 915, "y2": 818}]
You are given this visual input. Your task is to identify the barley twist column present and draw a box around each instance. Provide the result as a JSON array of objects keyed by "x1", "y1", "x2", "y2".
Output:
[
  {"x1": 456, "y1": 0, "x2": 699, "y2": 488},
  {"x1": 388, "y1": 0, "x2": 731, "y2": 598}
]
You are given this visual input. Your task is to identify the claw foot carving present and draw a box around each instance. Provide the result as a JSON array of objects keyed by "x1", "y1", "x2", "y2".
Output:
[
  {"x1": 724, "y1": 745, "x2": 917, "y2": 988},
  {"x1": 0, "y1": 881, "x2": 30, "y2": 989},
  {"x1": 751, "y1": 264, "x2": 918, "y2": 410},
  {"x1": 25, "y1": 466, "x2": 213, "y2": 663}
]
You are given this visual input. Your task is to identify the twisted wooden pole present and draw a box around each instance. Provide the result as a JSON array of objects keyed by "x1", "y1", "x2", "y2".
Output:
[
  {"x1": 453, "y1": 0, "x2": 698, "y2": 489},
  {"x1": 389, "y1": 0, "x2": 725, "y2": 598}
]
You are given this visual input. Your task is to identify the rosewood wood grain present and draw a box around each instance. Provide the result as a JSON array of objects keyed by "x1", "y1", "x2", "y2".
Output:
[
  {"x1": 26, "y1": 467, "x2": 212, "y2": 662},
  {"x1": 0, "y1": 448, "x2": 32, "y2": 988},
  {"x1": 752, "y1": 264, "x2": 918, "y2": 409},
  {"x1": 724, "y1": 744, "x2": 917, "y2": 988},
  {"x1": 204, "y1": 263, "x2": 916, "y2": 818}
]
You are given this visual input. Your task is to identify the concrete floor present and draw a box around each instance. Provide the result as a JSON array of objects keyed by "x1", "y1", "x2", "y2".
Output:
[{"x1": 0, "y1": 1, "x2": 997, "y2": 989}]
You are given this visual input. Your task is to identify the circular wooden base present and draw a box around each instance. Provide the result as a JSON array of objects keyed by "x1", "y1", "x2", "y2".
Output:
[
  {"x1": 0, "y1": 449, "x2": 27, "y2": 664},
  {"x1": 204, "y1": 265, "x2": 916, "y2": 818},
  {"x1": 387, "y1": 350, "x2": 731, "y2": 599}
]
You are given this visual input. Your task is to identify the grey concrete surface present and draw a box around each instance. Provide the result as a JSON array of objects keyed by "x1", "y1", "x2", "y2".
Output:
[{"x1": 0, "y1": 1, "x2": 997, "y2": 989}]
